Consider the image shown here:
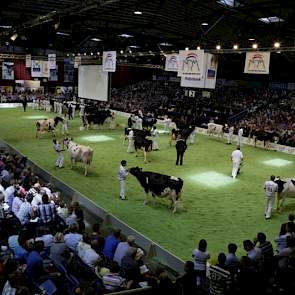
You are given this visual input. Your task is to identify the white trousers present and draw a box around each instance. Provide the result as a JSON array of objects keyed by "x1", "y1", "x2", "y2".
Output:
[
  {"x1": 265, "y1": 196, "x2": 275, "y2": 218},
  {"x1": 227, "y1": 133, "x2": 233, "y2": 144},
  {"x1": 127, "y1": 140, "x2": 135, "y2": 153},
  {"x1": 237, "y1": 136, "x2": 242, "y2": 147},
  {"x1": 55, "y1": 153, "x2": 64, "y2": 167},
  {"x1": 232, "y1": 161, "x2": 240, "y2": 178},
  {"x1": 62, "y1": 123, "x2": 68, "y2": 135},
  {"x1": 120, "y1": 180, "x2": 126, "y2": 198},
  {"x1": 152, "y1": 139, "x2": 159, "y2": 150}
]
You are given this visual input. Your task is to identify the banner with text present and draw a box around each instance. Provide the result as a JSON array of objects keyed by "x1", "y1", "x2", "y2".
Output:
[
  {"x1": 165, "y1": 54, "x2": 178, "y2": 72},
  {"x1": 103, "y1": 51, "x2": 116, "y2": 72},
  {"x1": 178, "y1": 50, "x2": 204, "y2": 77},
  {"x1": 31, "y1": 60, "x2": 49, "y2": 78},
  {"x1": 180, "y1": 53, "x2": 218, "y2": 89},
  {"x1": 244, "y1": 51, "x2": 270, "y2": 74},
  {"x1": 49, "y1": 65, "x2": 58, "y2": 81},
  {"x1": 204, "y1": 53, "x2": 218, "y2": 89},
  {"x1": 48, "y1": 53, "x2": 56, "y2": 70},
  {"x1": 25, "y1": 55, "x2": 31, "y2": 68},
  {"x1": 2, "y1": 62, "x2": 14, "y2": 80}
]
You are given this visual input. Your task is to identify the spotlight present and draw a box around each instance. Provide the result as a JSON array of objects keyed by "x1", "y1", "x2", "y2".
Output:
[
  {"x1": 90, "y1": 52, "x2": 93, "y2": 56},
  {"x1": 274, "y1": 42, "x2": 280, "y2": 48},
  {"x1": 97, "y1": 52, "x2": 100, "y2": 55},
  {"x1": 120, "y1": 50, "x2": 124, "y2": 54},
  {"x1": 134, "y1": 11, "x2": 142, "y2": 15},
  {"x1": 72, "y1": 53, "x2": 75, "y2": 57},
  {"x1": 197, "y1": 46, "x2": 201, "y2": 50},
  {"x1": 233, "y1": 44, "x2": 238, "y2": 50},
  {"x1": 185, "y1": 47, "x2": 189, "y2": 51},
  {"x1": 216, "y1": 45, "x2": 221, "y2": 50},
  {"x1": 83, "y1": 52, "x2": 86, "y2": 56},
  {"x1": 201, "y1": 22, "x2": 208, "y2": 26},
  {"x1": 10, "y1": 33, "x2": 18, "y2": 41},
  {"x1": 252, "y1": 43, "x2": 258, "y2": 49}
]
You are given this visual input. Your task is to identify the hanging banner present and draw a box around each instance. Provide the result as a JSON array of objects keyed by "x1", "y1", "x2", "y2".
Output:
[
  {"x1": 31, "y1": 60, "x2": 49, "y2": 78},
  {"x1": 49, "y1": 65, "x2": 58, "y2": 81},
  {"x1": 180, "y1": 53, "x2": 218, "y2": 89},
  {"x1": 64, "y1": 58, "x2": 74, "y2": 82},
  {"x1": 244, "y1": 51, "x2": 270, "y2": 74},
  {"x1": 25, "y1": 54, "x2": 31, "y2": 68},
  {"x1": 2, "y1": 62, "x2": 14, "y2": 80},
  {"x1": 48, "y1": 53, "x2": 56, "y2": 70},
  {"x1": 74, "y1": 56, "x2": 81, "y2": 68},
  {"x1": 178, "y1": 50, "x2": 204, "y2": 77},
  {"x1": 102, "y1": 51, "x2": 116, "y2": 72},
  {"x1": 41, "y1": 61, "x2": 49, "y2": 78},
  {"x1": 31, "y1": 60, "x2": 42, "y2": 77},
  {"x1": 165, "y1": 54, "x2": 179, "y2": 72},
  {"x1": 204, "y1": 53, "x2": 218, "y2": 89}
]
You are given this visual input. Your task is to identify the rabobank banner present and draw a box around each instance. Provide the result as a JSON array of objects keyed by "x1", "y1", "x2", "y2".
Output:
[
  {"x1": 103, "y1": 51, "x2": 116, "y2": 72},
  {"x1": 178, "y1": 50, "x2": 204, "y2": 77},
  {"x1": 165, "y1": 54, "x2": 178, "y2": 72},
  {"x1": 244, "y1": 51, "x2": 270, "y2": 74},
  {"x1": 180, "y1": 53, "x2": 218, "y2": 89}
]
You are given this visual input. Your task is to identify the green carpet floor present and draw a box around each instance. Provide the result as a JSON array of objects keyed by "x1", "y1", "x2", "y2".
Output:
[{"x1": 1, "y1": 107, "x2": 294, "y2": 261}]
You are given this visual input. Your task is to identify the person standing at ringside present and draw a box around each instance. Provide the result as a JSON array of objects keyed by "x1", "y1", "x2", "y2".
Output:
[{"x1": 118, "y1": 160, "x2": 128, "y2": 200}]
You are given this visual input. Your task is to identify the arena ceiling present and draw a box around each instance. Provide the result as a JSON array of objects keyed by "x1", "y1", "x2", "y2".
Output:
[{"x1": 0, "y1": 0, "x2": 294, "y2": 54}]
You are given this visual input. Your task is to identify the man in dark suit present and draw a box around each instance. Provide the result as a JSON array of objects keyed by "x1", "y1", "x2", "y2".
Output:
[{"x1": 176, "y1": 136, "x2": 187, "y2": 166}]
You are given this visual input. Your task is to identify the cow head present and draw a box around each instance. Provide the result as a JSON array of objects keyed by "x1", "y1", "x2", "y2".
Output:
[
  {"x1": 275, "y1": 177, "x2": 286, "y2": 193},
  {"x1": 63, "y1": 137, "x2": 73, "y2": 149},
  {"x1": 129, "y1": 167, "x2": 142, "y2": 177},
  {"x1": 54, "y1": 116, "x2": 64, "y2": 127}
]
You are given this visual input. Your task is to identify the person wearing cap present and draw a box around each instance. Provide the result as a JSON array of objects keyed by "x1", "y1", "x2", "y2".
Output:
[
  {"x1": 264, "y1": 175, "x2": 278, "y2": 220},
  {"x1": 53, "y1": 139, "x2": 64, "y2": 168},
  {"x1": 113, "y1": 235, "x2": 135, "y2": 266},
  {"x1": 118, "y1": 160, "x2": 128, "y2": 200}
]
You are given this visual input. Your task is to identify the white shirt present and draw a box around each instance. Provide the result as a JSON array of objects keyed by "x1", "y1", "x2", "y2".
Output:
[
  {"x1": 238, "y1": 128, "x2": 243, "y2": 137},
  {"x1": 118, "y1": 165, "x2": 128, "y2": 181},
  {"x1": 264, "y1": 180, "x2": 278, "y2": 197},
  {"x1": 231, "y1": 150, "x2": 243, "y2": 163},
  {"x1": 229, "y1": 127, "x2": 234, "y2": 135}
]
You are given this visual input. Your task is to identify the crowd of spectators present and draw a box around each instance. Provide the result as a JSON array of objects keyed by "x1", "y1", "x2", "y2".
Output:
[
  {"x1": 110, "y1": 80, "x2": 295, "y2": 147},
  {"x1": 2, "y1": 148, "x2": 295, "y2": 295},
  {"x1": 0, "y1": 149, "x2": 203, "y2": 295}
]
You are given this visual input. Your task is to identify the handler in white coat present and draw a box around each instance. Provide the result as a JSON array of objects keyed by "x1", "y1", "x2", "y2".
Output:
[
  {"x1": 237, "y1": 127, "x2": 243, "y2": 147},
  {"x1": 118, "y1": 160, "x2": 128, "y2": 200},
  {"x1": 227, "y1": 126, "x2": 234, "y2": 144},
  {"x1": 231, "y1": 146, "x2": 243, "y2": 179},
  {"x1": 127, "y1": 130, "x2": 135, "y2": 153},
  {"x1": 151, "y1": 126, "x2": 160, "y2": 150}
]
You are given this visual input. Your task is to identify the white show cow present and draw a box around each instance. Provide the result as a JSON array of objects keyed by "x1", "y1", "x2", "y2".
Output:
[
  {"x1": 207, "y1": 123, "x2": 224, "y2": 138},
  {"x1": 35, "y1": 117, "x2": 63, "y2": 138},
  {"x1": 63, "y1": 138, "x2": 93, "y2": 176},
  {"x1": 275, "y1": 178, "x2": 295, "y2": 212}
]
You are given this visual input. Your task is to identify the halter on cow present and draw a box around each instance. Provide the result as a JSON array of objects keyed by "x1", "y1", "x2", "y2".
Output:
[
  {"x1": 35, "y1": 116, "x2": 64, "y2": 138},
  {"x1": 63, "y1": 137, "x2": 94, "y2": 176}
]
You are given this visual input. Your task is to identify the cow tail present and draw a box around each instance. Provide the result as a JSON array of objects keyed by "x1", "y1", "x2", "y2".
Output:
[
  {"x1": 176, "y1": 179, "x2": 184, "y2": 201},
  {"x1": 87, "y1": 149, "x2": 94, "y2": 165}
]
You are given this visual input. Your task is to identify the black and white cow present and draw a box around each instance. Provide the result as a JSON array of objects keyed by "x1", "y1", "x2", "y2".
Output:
[
  {"x1": 84, "y1": 109, "x2": 112, "y2": 129},
  {"x1": 275, "y1": 178, "x2": 295, "y2": 211},
  {"x1": 170, "y1": 126, "x2": 195, "y2": 146},
  {"x1": 142, "y1": 116, "x2": 157, "y2": 130},
  {"x1": 129, "y1": 167, "x2": 183, "y2": 213},
  {"x1": 125, "y1": 128, "x2": 152, "y2": 163}
]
